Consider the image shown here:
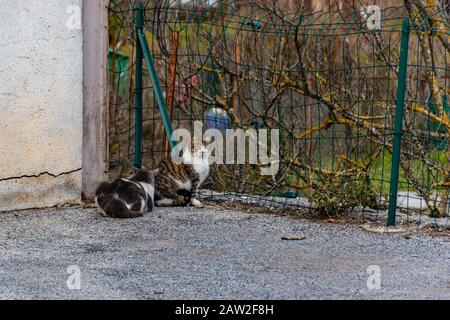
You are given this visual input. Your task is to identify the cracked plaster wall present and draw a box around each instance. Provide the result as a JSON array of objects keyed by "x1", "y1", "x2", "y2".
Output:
[{"x1": 0, "y1": 1, "x2": 83, "y2": 211}]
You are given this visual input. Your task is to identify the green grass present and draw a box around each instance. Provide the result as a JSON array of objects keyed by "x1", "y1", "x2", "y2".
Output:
[{"x1": 282, "y1": 148, "x2": 449, "y2": 195}]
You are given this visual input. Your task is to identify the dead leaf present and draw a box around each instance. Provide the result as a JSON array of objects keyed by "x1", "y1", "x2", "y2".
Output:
[{"x1": 281, "y1": 236, "x2": 306, "y2": 241}]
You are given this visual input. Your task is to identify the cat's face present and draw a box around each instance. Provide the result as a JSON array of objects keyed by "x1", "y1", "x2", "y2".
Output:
[
  {"x1": 193, "y1": 144, "x2": 208, "y2": 161},
  {"x1": 182, "y1": 142, "x2": 209, "y2": 163}
]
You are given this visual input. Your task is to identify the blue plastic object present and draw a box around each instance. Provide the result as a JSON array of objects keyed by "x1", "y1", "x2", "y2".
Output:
[{"x1": 204, "y1": 107, "x2": 231, "y2": 136}]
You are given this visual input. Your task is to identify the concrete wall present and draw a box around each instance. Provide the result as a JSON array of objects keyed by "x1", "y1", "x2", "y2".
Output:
[{"x1": 0, "y1": 1, "x2": 83, "y2": 211}]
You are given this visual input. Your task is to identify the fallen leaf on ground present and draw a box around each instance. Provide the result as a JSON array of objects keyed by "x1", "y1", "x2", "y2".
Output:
[{"x1": 281, "y1": 236, "x2": 306, "y2": 241}]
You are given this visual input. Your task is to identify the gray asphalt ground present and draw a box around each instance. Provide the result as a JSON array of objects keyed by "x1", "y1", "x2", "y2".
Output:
[{"x1": 0, "y1": 205, "x2": 450, "y2": 299}]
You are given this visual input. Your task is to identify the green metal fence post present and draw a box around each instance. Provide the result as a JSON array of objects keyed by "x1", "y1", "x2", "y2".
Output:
[
  {"x1": 134, "y1": 1, "x2": 144, "y2": 168},
  {"x1": 137, "y1": 26, "x2": 175, "y2": 150},
  {"x1": 387, "y1": 17, "x2": 410, "y2": 226}
]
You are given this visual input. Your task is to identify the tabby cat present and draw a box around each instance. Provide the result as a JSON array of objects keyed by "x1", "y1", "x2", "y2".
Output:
[
  {"x1": 95, "y1": 168, "x2": 155, "y2": 218},
  {"x1": 154, "y1": 144, "x2": 209, "y2": 207}
]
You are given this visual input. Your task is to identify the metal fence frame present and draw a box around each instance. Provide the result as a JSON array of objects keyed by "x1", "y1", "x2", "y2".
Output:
[{"x1": 108, "y1": 0, "x2": 450, "y2": 227}]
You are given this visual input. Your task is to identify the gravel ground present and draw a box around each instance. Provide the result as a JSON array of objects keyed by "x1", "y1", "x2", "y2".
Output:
[{"x1": 0, "y1": 205, "x2": 449, "y2": 300}]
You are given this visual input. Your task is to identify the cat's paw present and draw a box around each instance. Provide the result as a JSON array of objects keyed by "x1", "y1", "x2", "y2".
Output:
[{"x1": 190, "y1": 198, "x2": 203, "y2": 208}]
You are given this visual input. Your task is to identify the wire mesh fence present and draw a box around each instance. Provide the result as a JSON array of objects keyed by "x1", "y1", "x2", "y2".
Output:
[{"x1": 108, "y1": 0, "x2": 450, "y2": 226}]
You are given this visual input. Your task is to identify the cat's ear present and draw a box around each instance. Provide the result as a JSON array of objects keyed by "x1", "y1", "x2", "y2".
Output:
[
  {"x1": 181, "y1": 144, "x2": 192, "y2": 163},
  {"x1": 191, "y1": 137, "x2": 202, "y2": 151},
  {"x1": 182, "y1": 144, "x2": 190, "y2": 156},
  {"x1": 129, "y1": 165, "x2": 140, "y2": 175},
  {"x1": 203, "y1": 136, "x2": 212, "y2": 145},
  {"x1": 130, "y1": 164, "x2": 148, "y2": 174}
]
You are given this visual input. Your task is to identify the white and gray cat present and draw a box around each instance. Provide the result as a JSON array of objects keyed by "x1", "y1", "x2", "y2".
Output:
[{"x1": 95, "y1": 168, "x2": 155, "y2": 218}]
